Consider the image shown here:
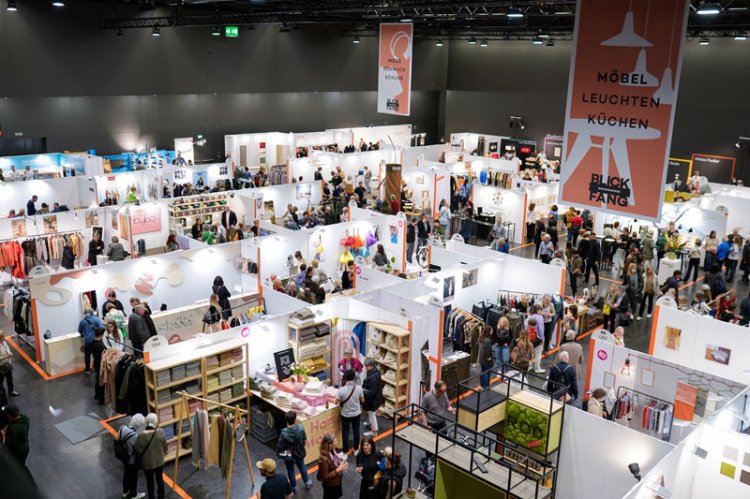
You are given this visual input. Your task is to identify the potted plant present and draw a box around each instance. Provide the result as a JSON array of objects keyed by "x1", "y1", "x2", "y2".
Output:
[
  {"x1": 289, "y1": 362, "x2": 310, "y2": 383},
  {"x1": 384, "y1": 256, "x2": 396, "y2": 274},
  {"x1": 665, "y1": 234, "x2": 686, "y2": 260}
]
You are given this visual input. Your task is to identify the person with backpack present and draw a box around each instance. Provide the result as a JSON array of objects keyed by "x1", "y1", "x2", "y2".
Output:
[
  {"x1": 134, "y1": 413, "x2": 167, "y2": 499},
  {"x1": 336, "y1": 369, "x2": 365, "y2": 454},
  {"x1": 117, "y1": 413, "x2": 145, "y2": 499},
  {"x1": 276, "y1": 411, "x2": 313, "y2": 493},
  {"x1": 361, "y1": 358, "x2": 383, "y2": 436},
  {"x1": 547, "y1": 351, "x2": 578, "y2": 405},
  {"x1": 78, "y1": 308, "x2": 103, "y2": 374}
]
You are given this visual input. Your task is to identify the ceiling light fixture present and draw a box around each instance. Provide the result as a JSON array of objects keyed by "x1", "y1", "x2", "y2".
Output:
[
  {"x1": 532, "y1": 36, "x2": 543, "y2": 45},
  {"x1": 212, "y1": 26, "x2": 221, "y2": 37},
  {"x1": 401, "y1": 18, "x2": 413, "y2": 23},
  {"x1": 6, "y1": 1, "x2": 17, "y2": 11},
  {"x1": 468, "y1": 37, "x2": 477, "y2": 45},
  {"x1": 735, "y1": 31, "x2": 748, "y2": 40},
  {"x1": 435, "y1": 39, "x2": 444, "y2": 47},
  {"x1": 52, "y1": 0, "x2": 65, "y2": 6},
  {"x1": 352, "y1": 35, "x2": 360, "y2": 44},
  {"x1": 506, "y1": 7, "x2": 524, "y2": 18},
  {"x1": 696, "y1": 2, "x2": 721, "y2": 15},
  {"x1": 699, "y1": 35, "x2": 710, "y2": 45},
  {"x1": 480, "y1": 39, "x2": 488, "y2": 47},
  {"x1": 152, "y1": 27, "x2": 160, "y2": 37}
]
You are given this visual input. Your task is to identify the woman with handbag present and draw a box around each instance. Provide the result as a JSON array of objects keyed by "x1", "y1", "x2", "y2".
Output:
[
  {"x1": 134, "y1": 413, "x2": 167, "y2": 499},
  {"x1": 510, "y1": 330, "x2": 534, "y2": 375},
  {"x1": 0, "y1": 331, "x2": 19, "y2": 397},
  {"x1": 318, "y1": 433, "x2": 348, "y2": 499},
  {"x1": 355, "y1": 435, "x2": 382, "y2": 499}
]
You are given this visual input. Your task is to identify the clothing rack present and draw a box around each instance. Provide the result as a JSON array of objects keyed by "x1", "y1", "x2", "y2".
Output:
[
  {"x1": 0, "y1": 228, "x2": 84, "y2": 245},
  {"x1": 612, "y1": 386, "x2": 674, "y2": 442},
  {"x1": 445, "y1": 307, "x2": 485, "y2": 358},
  {"x1": 173, "y1": 391, "x2": 255, "y2": 499}
]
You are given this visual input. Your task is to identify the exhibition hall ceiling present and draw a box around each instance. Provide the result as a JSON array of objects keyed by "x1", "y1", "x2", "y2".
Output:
[{"x1": 30, "y1": 0, "x2": 750, "y2": 40}]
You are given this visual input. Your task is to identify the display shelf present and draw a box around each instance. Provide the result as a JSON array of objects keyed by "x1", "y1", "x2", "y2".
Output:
[
  {"x1": 165, "y1": 447, "x2": 192, "y2": 462},
  {"x1": 149, "y1": 373, "x2": 202, "y2": 391},
  {"x1": 503, "y1": 390, "x2": 564, "y2": 458},
  {"x1": 206, "y1": 360, "x2": 246, "y2": 376},
  {"x1": 206, "y1": 379, "x2": 245, "y2": 394},
  {"x1": 368, "y1": 322, "x2": 411, "y2": 416},
  {"x1": 287, "y1": 320, "x2": 332, "y2": 381}
]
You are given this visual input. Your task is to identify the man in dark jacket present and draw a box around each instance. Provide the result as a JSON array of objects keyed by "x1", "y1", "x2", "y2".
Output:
[
  {"x1": 3, "y1": 405, "x2": 32, "y2": 480},
  {"x1": 614, "y1": 285, "x2": 631, "y2": 327},
  {"x1": 662, "y1": 270, "x2": 682, "y2": 297},
  {"x1": 362, "y1": 358, "x2": 383, "y2": 435},
  {"x1": 127, "y1": 305, "x2": 150, "y2": 357},
  {"x1": 220, "y1": 206, "x2": 237, "y2": 230},
  {"x1": 406, "y1": 218, "x2": 416, "y2": 264},
  {"x1": 547, "y1": 351, "x2": 578, "y2": 404},
  {"x1": 740, "y1": 292, "x2": 750, "y2": 325},
  {"x1": 276, "y1": 411, "x2": 312, "y2": 493},
  {"x1": 583, "y1": 232, "x2": 600, "y2": 287}
]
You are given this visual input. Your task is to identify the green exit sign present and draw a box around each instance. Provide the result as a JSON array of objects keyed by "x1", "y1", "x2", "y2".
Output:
[{"x1": 225, "y1": 26, "x2": 239, "y2": 38}]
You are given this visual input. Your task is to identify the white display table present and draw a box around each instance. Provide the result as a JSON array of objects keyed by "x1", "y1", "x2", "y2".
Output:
[{"x1": 657, "y1": 257, "x2": 682, "y2": 286}]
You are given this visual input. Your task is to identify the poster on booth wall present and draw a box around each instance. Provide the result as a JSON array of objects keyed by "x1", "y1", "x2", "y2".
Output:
[
  {"x1": 560, "y1": 0, "x2": 690, "y2": 221},
  {"x1": 377, "y1": 23, "x2": 413, "y2": 116},
  {"x1": 130, "y1": 206, "x2": 162, "y2": 235}
]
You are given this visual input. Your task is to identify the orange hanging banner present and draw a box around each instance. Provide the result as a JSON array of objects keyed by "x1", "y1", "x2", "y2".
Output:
[
  {"x1": 560, "y1": 0, "x2": 690, "y2": 221},
  {"x1": 378, "y1": 23, "x2": 413, "y2": 116}
]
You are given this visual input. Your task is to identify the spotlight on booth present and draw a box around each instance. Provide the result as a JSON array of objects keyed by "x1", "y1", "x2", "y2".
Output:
[{"x1": 628, "y1": 462, "x2": 641, "y2": 481}]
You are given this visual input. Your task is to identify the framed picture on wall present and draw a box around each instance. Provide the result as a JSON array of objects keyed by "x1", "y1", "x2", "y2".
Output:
[
  {"x1": 415, "y1": 175, "x2": 424, "y2": 185},
  {"x1": 462, "y1": 269, "x2": 478, "y2": 289},
  {"x1": 663, "y1": 326, "x2": 681, "y2": 351},
  {"x1": 603, "y1": 371, "x2": 616, "y2": 389},
  {"x1": 11, "y1": 220, "x2": 27, "y2": 238},
  {"x1": 43, "y1": 215, "x2": 58, "y2": 233},
  {"x1": 705, "y1": 344, "x2": 731, "y2": 365},
  {"x1": 640, "y1": 369, "x2": 655, "y2": 387},
  {"x1": 443, "y1": 276, "x2": 456, "y2": 301},
  {"x1": 85, "y1": 211, "x2": 99, "y2": 228}
]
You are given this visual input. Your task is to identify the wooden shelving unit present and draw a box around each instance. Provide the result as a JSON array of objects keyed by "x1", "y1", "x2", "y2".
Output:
[
  {"x1": 145, "y1": 339, "x2": 249, "y2": 461},
  {"x1": 168, "y1": 192, "x2": 229, "y2": 228},
  {"x1": 287, "y1": 319, "x2": 332, "y2": 381},
  {"x1": 367, "y1": 322, "x2": 411, "y2": 416}
]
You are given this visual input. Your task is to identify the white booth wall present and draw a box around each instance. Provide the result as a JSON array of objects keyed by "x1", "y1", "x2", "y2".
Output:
[
  {"x1": 650, "y1": 304, "x2": 750, "y2": 385},
  {"x1": 325, "y1": 124, "x2": 412, "y2": 149},
  {"x1": 700, "y1": 192, "x2": 750, "y2": 235},
  {"x1": 472, "y1": 184, "x2": 527, "y2": 245},
  {"x1": 29, "y1": 242, "x2": 243, "y2": 342},
  {"x1": 0, "y1": 176, "x2": 88, "y2": 216},
  {"x1": 401, "y1": 144, "x2": 452, "y2": 168},
  {"x1": 224, "y1": 132, "x2": 294, "y2": 168}
]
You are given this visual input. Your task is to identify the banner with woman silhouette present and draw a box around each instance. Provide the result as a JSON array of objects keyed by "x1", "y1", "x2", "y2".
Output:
[
  {"x1": 560, "y1": 0, "x2": 690, "y2": 221},
  {"x1": 378, "y1": 23, "x2": 413, "y2": 116}
]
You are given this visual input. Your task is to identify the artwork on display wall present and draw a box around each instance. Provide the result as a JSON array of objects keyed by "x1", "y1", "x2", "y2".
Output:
[
  {"x1": 705, "y1": 344, "x2": 731, "y2": 365},
  {"x1": 560, "y1": 0, "x2": 691, "y2": 221},
  {"x1": 640, "y1": 368, "x2": 655, "y2": 387},
  {"x1": 603, "y1": 371, "x2": 616, "y2": 388},
  {"x1": 11, "y1": 219, "x2": 27, "y2": 238},
  {"x1": 263, "y1": 201, "x2": 276, "y2": 222},
  {"x1": 118, "y1": 214, "x2": 130, "y2": 241},
  {"x1": 389, "y1": 225, "x2": 398, "y2": 244},
  {"x1": 674, "y1": 381, "x2": 699, "y2": 421},
  {"x1": 415, "y1": 175, "x2": 424, "y2": 185},
  {"x1": 130, "y1": 207, "x2": 162, "y2": 235},
  {"x1": 443, "y1": 276, "x2": 456, "y2": 301},
  {"x1": 192, "y1": 171, "x2": 208, "y2": 188},
  {"x1": 664, "y1": 326, "x2": 681, "y2": 351},
  {"x1": 43, "y1": 215, "x2": 58, "y2": 233},
  {"x1": 295, "y1": 183, "x2": 312, "y2": 200},
  {"x1": 462, "y1": 269, "x2": 478, "y2": 289},
  {"x1": 81, "y1": 290, "x2": 98, "y2": 314},
  {"x1": 85, "y1": 212, "x2": 99, "y2": 228},
  {"x1": 92, "y1": 226, "x2": 103, "y2": 239}
]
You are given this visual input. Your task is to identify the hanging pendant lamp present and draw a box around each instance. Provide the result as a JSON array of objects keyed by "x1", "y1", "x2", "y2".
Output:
[
  {"x1": 652, "y1": 67, "x2": 675, "y2": 104},
  {"x1": 621, "y1": 49, "x2": 658, "y2": 87},
  {"x1": 602, "y1": 11, "x2": 653, "y2": 47}
]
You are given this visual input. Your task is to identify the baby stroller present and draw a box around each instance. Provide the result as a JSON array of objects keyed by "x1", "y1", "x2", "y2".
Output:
[{"x1": 414, "y1": 455, "x2": 435, "y2": 496}]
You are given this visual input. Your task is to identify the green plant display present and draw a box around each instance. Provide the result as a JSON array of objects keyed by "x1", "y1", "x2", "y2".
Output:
[{"x1": 503, "y1": 400, "x2": 550, "y2": 455}]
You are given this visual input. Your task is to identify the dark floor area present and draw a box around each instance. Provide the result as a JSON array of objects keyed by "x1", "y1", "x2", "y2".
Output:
[{"x1": 5, "y1": 240, "x2": 747, "y2": 499}]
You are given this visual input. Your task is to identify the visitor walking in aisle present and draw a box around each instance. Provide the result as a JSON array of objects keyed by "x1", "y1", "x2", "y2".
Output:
[
  {"x1": 420, "y1": 381, "x2": 455, "y2": 434},
  {"x1": 478, "y1": 325, "x2": 494, "y2": 389},
  {"x1": 256, "y1": 458, "x2": 292, "y2": 499},
  {"x1": 78, "y1": 308, "x2": 103, "y2": 374},
  {"x1": 741, "y1": 237, "x2": 750, "y2": 284},
  {"x1": 342, "y1": 261, "x2": 355, "y2": 290},
  {"x1": 134, "y1": 413, "x2": 167, "y2": 499},
  {"x1": 493, "y1": 316, "x2": 512, "y2": 370},
  {"x1": 623, "y1": 263, "x2": 642, "y2": 317},
  {"x1": 526, "y1": 318, "x2": 545, "y2": 374},
  {"x1": 61, "y1": 240, "x2": 76, "y2": 270},
  {"x1": 104, "y1": 320, "x2": 125, "y2": 351},
  {"x1": 416, "y1": 214, "x2": 430, "y2": 253},
  {"x1": 540, "y1": 295, "x2": 556, "y2": 352},
  {"x1": 568, "y1": 249, "x2": 583, "y2": 296},
  {"x1": 510, "y1": 329, "x2": 534, "y2": 376},
  {"x1": 558, "y1": 330, "x2": 584, "y2": 381},
  {"x1": 107, "y1": 236, "x2": 128, "y2": 262},
  {"x1": 361, "y1": 358, "x2": 383, "y2": 436},
  {"x1": 2, "y1": 405, "x2": 32, "y2": 482},
  {"x1": 191, "y1": 218, "x2": 203, "y2": 240},
  {"x1": 739, "y1": 292, "x2": 750, "y2": 325},
  {"x1": 336, "y1": 369, "x2": 364, "y2": 454},
  {"x1": 614, "y1": 285, "x2": 631, "y2": 328},
  {"x1": 88, "y1": 231, "x2": 105, "y2": 266},
  {"x1": 405, "y1": 217, "x2": 416, "y2": 264},
  {"x1": 727, "y1": 236, "x2": 741, "y2": 282},
  {"x1": 128, "y1": 305, "x2": 151, "y2": 357},
  {"x1": 318, "y1": 433, "x2": 348, "y2": 499},
  {"x1": 355, "y1": 435, "x2": 382, "y2": 499},
  {"x1": 438, "y1": 199, "x2": 451, "y2": 237},
  {"x1": 0, "y1": 331, "x2": 19, "y2": 397},
  {"x1": 117, "y1": 413, "x2": 145, "y2": 499},
  {"x1": 525, "y1": 203, "x2": 537, "y2": 243},
  {"x1": 537, "y1": 234, "x2": 554, "y2": 264},
  {"x1": 661, "y1": 270, "x2": 682, "y2": 298},
  {"x1": 583, "y1": 232, "x2": 600, "y2": 287},
  {"x1": 276, "y1": 411, "x2": 312, "y2": 493},
  {"x1": 90, "y1": 328, "x2": 106, "y2": 404},
  {"x1": 612, "y1": 326, "x2": 626, "y2": 347},
  {"x1": 546, "y1": 351, "x2": 578, "y2": 406},
  {"x1": 686, "y1": 239, "x2": 702, "y2": 283},
  {"x1": 200, "y1": 224, "x2": 215, "y2": 245},
  {"x1": 212, "y1": 275, "x2": 232, "y2": 320},
  {"x1": 639, "y1": 267, "x2": 657, "y2": 319}
]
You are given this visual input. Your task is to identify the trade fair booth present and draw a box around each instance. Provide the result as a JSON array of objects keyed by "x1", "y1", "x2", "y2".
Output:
[
  {"x1": 223, "y1": 132, "x2": 295, "y2": 177},
  {"x1": 0, "y1": 151, "x2": 97, "y2": 179}
]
